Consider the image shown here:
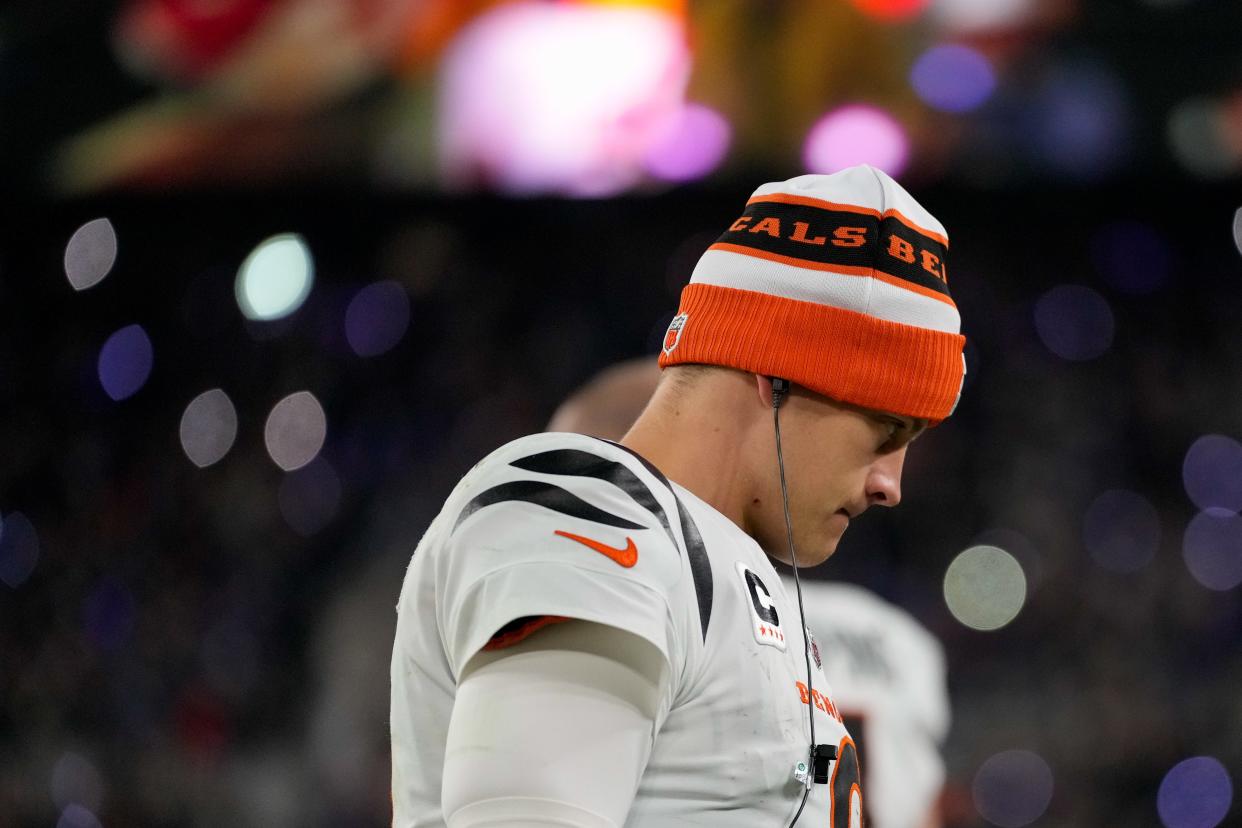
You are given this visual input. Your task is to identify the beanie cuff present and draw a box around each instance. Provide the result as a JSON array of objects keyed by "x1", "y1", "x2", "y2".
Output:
[{"x1": 658, "y1": 283, "x2": 965, "y2": 423}]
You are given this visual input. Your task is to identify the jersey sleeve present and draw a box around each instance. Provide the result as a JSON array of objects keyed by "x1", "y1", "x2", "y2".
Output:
[{"x1": 433, "y1": 436, "x2": 688, "y2": 682}]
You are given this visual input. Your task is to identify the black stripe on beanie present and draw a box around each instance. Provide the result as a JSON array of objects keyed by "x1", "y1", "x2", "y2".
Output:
[{"x1": 713, "y1": 200, "x2": 951, "y2": 299}]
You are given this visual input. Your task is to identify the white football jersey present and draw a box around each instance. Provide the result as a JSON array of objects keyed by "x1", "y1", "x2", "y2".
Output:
[
  {"x1": 391, "y1": 432, "x2": 860, "y2": 826},
  {"x1": 780, "y1": 578, "x2": 949, "y2": 828}
]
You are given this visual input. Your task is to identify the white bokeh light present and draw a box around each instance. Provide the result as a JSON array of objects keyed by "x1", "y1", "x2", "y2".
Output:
[
  {"x1": 264, "y1": 391, "x2": 327, "y2": 472},
  {"x1": 236, "y1": 233, "x2": 314, "y2": 321},
  {"x1": 179, "y1": 389, "x2": 239, "y2": 468},
  {"x1": 972, "y1": 749, "x2": 1055, "y2": 827},
  {"x1": 928, "y1": 0, "x2": 1035, "y2": 31},
  {"x1": 1232, "y1": 207, "x2": 1242, "y2": 259},
  {"x1": 944, "y1": 545, "x2": 1027, "y2": 631},
  {"x1": 64, "y1": 218, "x2": 118, "y2": 291},
  {"x1": 51, "y1": 751, "x2": 105, "y2": 813}
]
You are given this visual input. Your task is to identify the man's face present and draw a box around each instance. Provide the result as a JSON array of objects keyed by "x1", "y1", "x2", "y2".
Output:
[{"x1": 745, "y1": 385, "x2": 926, "y2": 568}]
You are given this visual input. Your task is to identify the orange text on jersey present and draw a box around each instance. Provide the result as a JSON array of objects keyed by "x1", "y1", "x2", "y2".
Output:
[{"x1": 794, "y1": 681, "x2": 844, "y2": 724}]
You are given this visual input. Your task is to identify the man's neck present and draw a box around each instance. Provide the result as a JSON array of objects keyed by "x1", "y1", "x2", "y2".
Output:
[{"x1": 620, "y1": 371, "x2": 757, "y2": 530}]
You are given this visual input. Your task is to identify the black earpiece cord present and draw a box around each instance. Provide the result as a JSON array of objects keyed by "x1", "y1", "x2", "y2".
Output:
[{"x1": 772, "y1": 378, "x2": 816, "y2": 826}]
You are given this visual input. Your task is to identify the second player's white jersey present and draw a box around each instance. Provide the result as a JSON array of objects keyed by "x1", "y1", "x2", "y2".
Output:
[
  {"x1": 781, "y1": 578, "x2": 949, "y2": 828},
  {"x1": 392, "y1": 432, "x2": 860, "y2": 826}
]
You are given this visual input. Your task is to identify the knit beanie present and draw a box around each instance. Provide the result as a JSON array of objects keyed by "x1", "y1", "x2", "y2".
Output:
[{"x1": 658, "y1": 165, "x2": 966, "y2": 423}]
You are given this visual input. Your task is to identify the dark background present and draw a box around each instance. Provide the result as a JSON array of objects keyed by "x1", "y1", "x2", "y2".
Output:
[{"x1": 3, "y1": 1, "x2": 1242, "y2": 826}]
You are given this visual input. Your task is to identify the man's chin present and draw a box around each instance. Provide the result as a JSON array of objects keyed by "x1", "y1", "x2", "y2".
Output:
[{"x1": 785, "y1": 534, "x2": 840, "y2": 569}]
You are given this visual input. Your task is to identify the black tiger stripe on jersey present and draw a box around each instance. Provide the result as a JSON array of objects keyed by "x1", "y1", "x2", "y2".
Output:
[
  {"x1": 454, "y1": 480, "x2": 646, "y2": 532},
  {"x1": 600, "y1": 440, "x2": 714, "y2": 644},
  {"x1": 509, "y1": 449, "x2": 679, "y2": 550}
]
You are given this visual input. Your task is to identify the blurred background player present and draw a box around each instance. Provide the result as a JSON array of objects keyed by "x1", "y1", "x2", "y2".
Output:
[{"x1": 551, "y1": 357, "x2": 951, "y2": 828}]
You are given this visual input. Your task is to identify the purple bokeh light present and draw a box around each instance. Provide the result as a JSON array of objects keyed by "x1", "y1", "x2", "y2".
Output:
[
  {"x1": 0, "y1": 512, "x2": 39, "y2": 588},
  {"x1": 643, "y1": 103, "x2": 731, "y2": 182},
  {"x1": 803, "y1": 104, "x2": 909, "y2": 176},
  {"x1": 1183, "y1": 509, "x2": 1242, "y2": 591},
  {"x1": 1032, "y1": 62, "x2": 1130, "y2": 177},
  {"x1": 97, "y1": 324, "x2": 154, "y2": 401},
  {"x1": 1182, "y1": 434, "x2": 1242, "y2": 513},
  {"x1": 1158, "y1": 756, "x2": 1233, "y2": 828},
  {"x1": 83, "y1": 576, "x2": 136, "y2": 652},
  {"x1": 278, "y1": 457, "x2": 343, "y2": 537},
  {"x1": 1091, "y1": 221, "x2": 1174, "y2": 295},
  {"x1": 910, "y1": 44, "x2": 996, "y2": 113},
  {"x1": 1083, "y1": 489, "x2": 1160, "y2": 573},
  {"x1": 57, "y1": 804, "x2": 102, "y2": 828},
  {"x1": 972, "y1": 749, "x2": 1055, "y2": 827},
  {"x1": 1033, "y1": 284, "x2": 1115, "y2": 361},
  {"x1": 345, "y1": 281, "x2": 411, "y2": 358}
]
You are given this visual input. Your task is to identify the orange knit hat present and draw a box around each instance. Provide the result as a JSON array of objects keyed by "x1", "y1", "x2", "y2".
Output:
[{"x1": 658, "y1": 165, "x2": 966, "y2": 424}]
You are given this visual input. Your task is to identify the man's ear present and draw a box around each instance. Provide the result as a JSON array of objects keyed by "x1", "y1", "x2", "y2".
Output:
[{"x1": 754, "y1": 374, "x2": 775, "y2": 408}]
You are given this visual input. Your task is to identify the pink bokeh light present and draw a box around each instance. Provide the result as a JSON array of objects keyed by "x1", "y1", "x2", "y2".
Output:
[
  {"x1": 643, "y1": 103, "x2": 731, "y2": 182},
  {"x1": 802, "y1": 104, "x2": 910, "y2": 177},
  {"x1": 438, "y1": 2, "x2": 690, "y2": 197}
]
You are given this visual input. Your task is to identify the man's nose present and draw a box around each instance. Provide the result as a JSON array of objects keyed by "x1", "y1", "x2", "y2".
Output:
[{"x1": 866, "y1": 447, "x2": 906, "y2": 508}]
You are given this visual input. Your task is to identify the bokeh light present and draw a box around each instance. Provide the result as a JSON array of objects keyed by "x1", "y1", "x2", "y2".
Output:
[
  {"x1": 972, "y1": 527, "x2": 1044, "y2": 590},
  {"x1": 1033, "y1": 285, "x2": 1115, "y2": 361},
  {"x1": 278, "y1": 457, "x2": 343, "y2": 537},
  {"x1": 1032, "y1": 62, "x2": 1130, "y2": 177},
  {"x1": 803, "y1": 105, "x2": 909, "y2": 176},
  {"x1": 910, "y1": 44, "x2": 996, "y2": 113},
  {"x1": 972, "y1": 749, "x2": 1055, "y2": 827},
  {"x1": 1158, "y1": 757, "x2": 1233, "y2": 828},
  {"x1": 1182, "y1": 509, "x2": 1242, "y2": 591},
  {"x1": 1232, "y1": 207, "x2": 1242, "y2": 258},
  {"x1": 264, "y1": 391, "x2": 327, "y2": 472},
  {"x1": 63, "y1": 218, "x2": 118, "y2": 291},
  {"x1": 236, "y1": 233, "x2": 314, "y2": 321},
  {"x1": 1091, "y1": 221, "x2": 1174, "y2": 295},
  {"x1": 1182, "y1": 434, "x2": 1242, "y2": 513},
  {"x1": 180, "y1": 389, "x2": 239, "y2": 468},
  {"x1": 56, "y1": 804, "x2": 102, "y2": 828},
  {"x1": 929, "y1": 0, "x2": 1035, "y2": 32},
  {"x1": 345, "y1": 281, "x2": 411, "y2": 357},
  {"x1": 97, "y1": 323, "x2": 154, "y2": 401},
  {"x1": 51, "y1": 751, "x2": 105, "y2": 813},
  {"x1": 83, "y1": 576, "x2": 136, "y2": 652},
  {"x1": 438, "y1": 2, "x2": 689, "y2": 196},
  {"x1": 848, "y1": 0, "x2": 930, "y2": 21},
  {"x1": 1167, "y1": 97, "x2": 1240, "y2": 178},
  {"x1": 0, "y1": 511, "x2": 40, "y2": 588},
  {"x1": 1083, "y1": 489, "x2": 1161, "y2": 573},
  {"x1": 944, "y1": 545, "x2": 1027, "y2": 631},
  {"x1": 643, "y1": 103, "x2": 732, "y2": 182}
]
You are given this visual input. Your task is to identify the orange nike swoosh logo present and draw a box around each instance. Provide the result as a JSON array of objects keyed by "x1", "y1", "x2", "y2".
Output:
[{"x1": 554, "y1": 530, "x2": 638, "y2": 568}]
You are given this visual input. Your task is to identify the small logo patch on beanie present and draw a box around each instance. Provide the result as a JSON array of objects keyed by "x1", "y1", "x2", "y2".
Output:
[{"x1": 662, "y1": 313, "x2": 688, "y2": 355}]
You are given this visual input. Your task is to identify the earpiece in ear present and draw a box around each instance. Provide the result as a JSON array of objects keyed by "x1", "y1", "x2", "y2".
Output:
[{"x1": 771, "y1": 377, "x2": 790, "y2": 409}]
